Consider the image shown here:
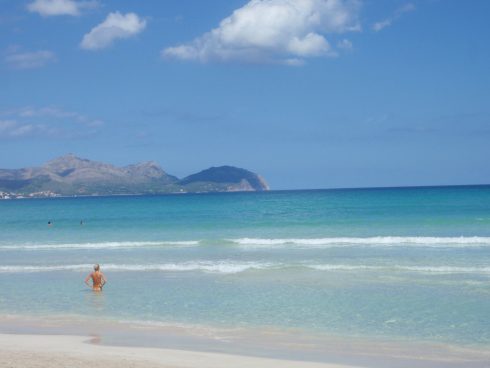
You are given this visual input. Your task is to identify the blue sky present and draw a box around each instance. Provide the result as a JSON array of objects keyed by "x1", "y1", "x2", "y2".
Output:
[{"x1": 1, "y1": 0, "x2": 489, "y2": 189}]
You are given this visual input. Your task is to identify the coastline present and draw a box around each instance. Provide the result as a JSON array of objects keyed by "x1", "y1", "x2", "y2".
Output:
[
  {"x1": 1, "y1": 314, "x2": 489, "y2": 368},
  {"x1": 2, "y1": 187, "x2": 490, "y2": 367},
  {"x1": 0, "y1": 333, "x2": 346, "y2": 368},
  {"x1": 1, "y1": 183, "x2": 489, "y2": 200}
]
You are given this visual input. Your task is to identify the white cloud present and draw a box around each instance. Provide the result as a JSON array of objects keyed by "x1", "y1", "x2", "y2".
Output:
[
  {"x1": 337, "y1": 38, "x2": 352, "y2": 50},
  {"x1": 80, "y1": 12, "x2": 147, "y2": 50},
  {"x1": 5, "y1": 50, "x2": 56, "y2": 69},
  {"x1": 16, "y1": 107, "x2": 104, "y2": 127},
  {"x1": 0, "y1": 120, "x2": 17, "y2": 134},
  {"x1": 27, "y1": 0, "x2": 98, "y2": 17},
  {"x1": 0, "y1": 120, "x2": 53, "y2": 138},
  {"x1": 162, "y1": 0, "x2": 361, "y2": 65},
  {"x1": 372, "y1": 3, "x2": 415, "y2": 32},
  {"x1": 0, "y1": 107, "x2": 104, "y2": 139}
]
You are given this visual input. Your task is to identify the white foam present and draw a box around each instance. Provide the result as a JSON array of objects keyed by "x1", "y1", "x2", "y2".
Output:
[
  {"x1": 308, "y1": 264, "x2": 490, "y2": 274},
  {"x1": 309, "y1": 264, "x2": 382, "y2": 271},
  {"x1": 3, "y1": 237, "x2": 489, "y2": 251},
  {"x1": 230, "y1": 236, "x2": 490, "y2": 249},
  {"x1": 0, "y1": 241, "x2": 200, "y2": 251},
  {"x1": 0, "y1": 264, "x2": 94, "y2": 272},
  {"x1": 1, "y1": 262, "x2": 489, "y2": 275},
  {"x1": 0, "y1": 261, "x2": 275, "y2": 274},
  {"x1": 395, "y1": 265, "x2": 490, "y2": 274}
]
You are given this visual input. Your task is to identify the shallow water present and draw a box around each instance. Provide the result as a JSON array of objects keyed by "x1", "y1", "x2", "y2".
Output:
[{"x1": 1, "y1": 186, "x2": 490, "y2": 346}]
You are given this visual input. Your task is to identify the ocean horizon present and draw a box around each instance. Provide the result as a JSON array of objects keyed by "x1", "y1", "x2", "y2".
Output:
[{"x1": 4, "y1": 182, "x2": 490, "y2": 198}]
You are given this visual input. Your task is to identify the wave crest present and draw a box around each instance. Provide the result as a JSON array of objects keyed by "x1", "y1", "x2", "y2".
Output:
[
  {"x1": 1, "y1": 262, "x2": 489, "y2": 275},
  {"x1": 230, "y1": 236, "x2": 490, "y2": 248},
  {"x1": 3, "y1": 236, "x2": 490, "y2": 251},
  {"x1": 0, "y1": 241, "x2": 200, "y2": 251},
  {"x1": 0, "y1": 261, "x2": 273, "y2": 274}
]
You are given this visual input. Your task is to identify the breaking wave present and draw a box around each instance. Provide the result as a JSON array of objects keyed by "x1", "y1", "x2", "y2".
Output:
[
  {"x1": 0, "y1": 261, "x2": 275, "y2": 274},
  {"x1": 0, "y1": 241, "x2": 200, "y2": 251},
  {"x1": 1, "y1": 262, "x2": 490, "y2": 275},
  {"x1": 230, "y1": 236, "x2": 490, "y2": 249},
  {"x1": 309, "y1": 264, "x2": 490, "y2": 274},
  {"x1": 2, "y1": 236, "x2": 490, "y2": 251}
]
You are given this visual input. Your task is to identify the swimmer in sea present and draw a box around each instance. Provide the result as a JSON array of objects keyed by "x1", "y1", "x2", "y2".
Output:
[{"x1": 84, "y1": 264, "x2": 106, "y2": 291}]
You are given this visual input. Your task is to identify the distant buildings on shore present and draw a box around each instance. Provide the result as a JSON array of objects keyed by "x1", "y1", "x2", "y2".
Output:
[{"x1": 0, "y1": 191, "x2": 60, "y2": 200}]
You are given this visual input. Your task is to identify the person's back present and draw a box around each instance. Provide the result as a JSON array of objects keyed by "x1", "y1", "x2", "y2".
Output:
[
  {"x1": 85, "y1": 264, "x2": 106, "y2": 291},
  {"x1": 91, "y1": 270, "x2": 104, "y2": 290}
]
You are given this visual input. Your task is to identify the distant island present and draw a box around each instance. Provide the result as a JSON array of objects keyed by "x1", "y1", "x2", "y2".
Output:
[{"x1": 0, "y1": 154, "x2": 269, "y2": 199}]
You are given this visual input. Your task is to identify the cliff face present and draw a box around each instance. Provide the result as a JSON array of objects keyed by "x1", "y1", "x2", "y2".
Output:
[
  {"x1": 179, "y1": 166, "x2": 269, "y2": 192},
  {"x1": 0, "y1": 155, "x2": 269, "y2": 196}
]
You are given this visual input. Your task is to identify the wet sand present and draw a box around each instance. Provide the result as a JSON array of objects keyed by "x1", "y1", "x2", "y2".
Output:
[
  {"x1": 0, "y1": 334, "x2": 357, "y2": 368},
  {"x1": 1, "y1": 315, "x2": 489, "y2": 368}
]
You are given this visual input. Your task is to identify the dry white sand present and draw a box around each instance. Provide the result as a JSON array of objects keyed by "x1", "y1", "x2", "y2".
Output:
[{"x1": 0, "y1": 333, "x2": 360, "y2": 368}]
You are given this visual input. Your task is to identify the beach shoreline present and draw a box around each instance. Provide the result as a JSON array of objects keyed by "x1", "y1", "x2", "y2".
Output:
[
  {"x1": 1, "y1": 314, "x2": 489, "y2": 368},
  {"x1": 2, "y1": 187, "x2": 490, "y2": 367},
  {"x1": 0, "y1": 333, "x2": 350, "y2": 368}
]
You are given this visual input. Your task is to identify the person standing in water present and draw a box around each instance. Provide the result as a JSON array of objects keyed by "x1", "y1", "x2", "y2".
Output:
[{"x1": 85, "y1": 264, "x2": 106, "y2": 291}]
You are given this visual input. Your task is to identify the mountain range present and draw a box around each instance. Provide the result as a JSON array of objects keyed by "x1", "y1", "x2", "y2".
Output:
[{"x1": 0, "y1": 154, "x2": 269, "y2": 197}]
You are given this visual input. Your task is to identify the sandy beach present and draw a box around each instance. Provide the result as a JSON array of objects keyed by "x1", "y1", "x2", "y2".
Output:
[
  {"x1": 0, "y1": 333, "x2": 358, "y2": 368},
  {"x1": 2, "y1": 331, "x2": 490, "y2": 368},
  {"x1": 1, "y1": 315, "x2": 490, "y2": 368}
]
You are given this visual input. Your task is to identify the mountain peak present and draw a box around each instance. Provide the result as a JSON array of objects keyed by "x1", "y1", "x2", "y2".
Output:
[
  {"x1": 180, "y1": 166, "x2": 269, "y2": 191},
  {"x1": 131, "y1": 160, "x2": 160, "y2": 168},
  {"x1": 124, "y1": 161, "x2": 173, "y2": 180},
  {"x1": 42, "y1": 154, "x2": 98, "y2": 173},
  {"x1": 0, "y1": 156, "x2": 269, "y2": 196},
  {"x1": 45, "y1": 153, "x2": 86, "y2": 165}
]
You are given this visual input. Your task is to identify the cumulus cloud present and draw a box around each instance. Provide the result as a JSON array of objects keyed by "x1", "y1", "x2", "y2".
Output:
[
  {"x1": 80, "y1": 12, "x2": 147, "y2": 50},
  {"x1": 27, "y1": 0, "x2": 98, "y2": 17},
  {"x1": 162, "y1": 0, "x2": 361, "y2": 65},
  {"x1": 372, "y1": 3, "x2": 415, "y2": 32},
  {"x1": 5, "y1": 49, "x2": 56, "y2": 69},
  {"x1": 0, "y1": 107, "x2": 103, "y2": 139}
]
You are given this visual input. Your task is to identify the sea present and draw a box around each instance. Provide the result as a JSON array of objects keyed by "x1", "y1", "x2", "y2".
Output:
[{"x1": 1, "y1": 186, "x2": 490, "y2": 351}]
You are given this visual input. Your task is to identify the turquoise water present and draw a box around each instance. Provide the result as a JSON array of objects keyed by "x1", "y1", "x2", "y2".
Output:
[{"x1": 1, "y1": 186, "x2": 490, "y2": 346}]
